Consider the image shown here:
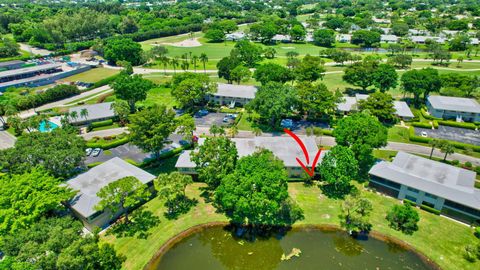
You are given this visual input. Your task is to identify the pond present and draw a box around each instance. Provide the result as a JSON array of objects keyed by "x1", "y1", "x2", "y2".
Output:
[{"x1": 147, "y1": 225, "x2": 437, "y2": 270}]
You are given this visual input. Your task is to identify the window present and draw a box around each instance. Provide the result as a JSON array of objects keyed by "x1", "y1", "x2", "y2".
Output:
[
  {"x1": 88, "y1": 210, "x2": 104, "y2": 221},
  {"x1": 444, "y1": 200, "x2": 480, "y2": 217},
  {"x1": 407, "y1": 187, "x2": 419, "y2": 193},
  {"x1": 425, "y1": 193, "x2": 437, "y2": 199}
]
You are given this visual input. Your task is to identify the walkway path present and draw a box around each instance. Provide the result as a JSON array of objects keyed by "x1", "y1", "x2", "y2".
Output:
[
  {"x1": 16, "y1": 85, "x2": 111, "y2": 119},
  {"x1": 0, "y1": 130, "x2": 16, "y2": 149},
  {"x1": 18, "y1": 43, "x2": 53, "y2": 56}
]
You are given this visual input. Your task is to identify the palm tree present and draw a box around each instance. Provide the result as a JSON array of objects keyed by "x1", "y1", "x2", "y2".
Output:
[
  {"x1": 80, "y1": 108, "x2": 89, "y2": 122},
  {"x1": 428, "y1": 139, "x2": 441, "y2": 159},
  {"x1": 192, "y1": 55, "x2": 198, "y2": 72},
  {"x1": 440, "y1": 141, "x2": 455, "y2": 162},
  {"x1": 70, "y1": 111, "x2": 78, "y2": 124},
  {"x1": 7, "y1": 115, "x2": 23, "y2": 135},
  {"x1": 199, "y1": 53, "x2": 208, "y2": 74},
  {"x1": 160, "y1": 56, "x2": 170, "y2": 75},
  {"x1": 171, "y1": 57, "x2": 179, "y2": 74},
  {"x1": 229, "y1": 126, "x2": 239, "y2": 138}
]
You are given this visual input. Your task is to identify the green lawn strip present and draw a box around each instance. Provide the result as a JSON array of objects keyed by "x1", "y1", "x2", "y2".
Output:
[
  {"x1": 387, "y1": 126, "x2": 411, "y2": 143},
  {"x1": 59, "y1": 68, "x2": 120, "y2": 83},
  {"x1": 64, "y1": 89, "x2": 113, "y2": 106},
  {"x1": 102, "y1": 182, "x2": 479, "y2": 270},
  {"x1": 90, "y1": 123, "x2": 120, "y2": 132},
  {"x1": 235, "y1": 112, "x2": 254, "y2": 131},
  {"x1": 373, "y1": 149, "x2": 398, "y2": 161},
  {"x1": 137, "y1": 86, "x2": 178, "y2": 108}
]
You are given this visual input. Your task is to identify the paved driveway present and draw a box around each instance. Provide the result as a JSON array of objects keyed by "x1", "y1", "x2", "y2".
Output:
[
  {"x1": 85, "y1": 134, "x2": 184, "y2": 164},
  {"x1": 194, "y1": 112, "x2": 230, "y2": 127},
  {"x1": 415, "y1": 126, "x2": 480, "y2": 146}
]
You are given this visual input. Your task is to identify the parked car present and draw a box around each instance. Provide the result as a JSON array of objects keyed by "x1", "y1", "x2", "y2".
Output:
[
  {"x1": 421, "y1": 131, "x2": 428, "y2": 137},
  {"x1": 85, "y1": 148, "x2": 93, "y2": 156},
  {"x1": 179, "y1": 140, "x2": 190, "y2": 146},
  {"x1": 91, "y1": 148, "x2": 102, "y2": 157},
  {"x1": 281, "y1": 119, "x2": 295, "y2": 129}
]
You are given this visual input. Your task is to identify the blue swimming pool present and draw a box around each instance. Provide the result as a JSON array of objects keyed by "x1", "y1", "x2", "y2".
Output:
[{"x1": 38, "y1": 120, "x2": 59, "y2": 132}]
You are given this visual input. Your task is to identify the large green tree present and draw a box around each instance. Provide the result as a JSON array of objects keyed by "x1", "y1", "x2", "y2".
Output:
[
  {"x1": 319, "y1": 145, "x2": 358, "y2": 197},
  {"x1": 333, "y1": 112, "x2": 388, "y2": 177},
  {"x1": 171, "y1": 72, "x2": 217, "y2": 111},
  {"x1": 103, "y1": 37, "x2": 144, "y2": 66},
  {"x1": 129, "y1": 104, "x2": 177, "y2": 156},
  {"x1": 0, "y1": 129, "x2": 85, "y2": 177},
  {"x1": 0, "y1": 168, "x2": 75, "y2": 236},
  {"x1": 351, "y1": 30, "x2": 381, "y2": 47},
  {"x1": 231, "y1": 40, "x2": 263, "y2": 67},
  {"x1": 248, "y1": 82, "x2": 296, "y2": 126},
  {"x1": 190, "y1": 136, "x2": 238, "y2": 190},
  {"x1": 111, "y1": 74, "x2": 155, "y2": 113},
  {"x1": 294, "y1": 54, "x2": 326, "y2": 82},
  {"x1": 297, "y1": 82, "x2": 340, "y2": 119},
  {"x1": 0, "y1": 217, "x2": 124, "y2": 270},
  {"x1": 155, "y1": 172, "x2": 193, "y2": 214},
  {"x1": 217, "y1": 55, "x2": 242, "y2": 84},
  {"x1": 386, "y1": 204, "x2": 420, "y2": 235},
  {"x1": 342, "y1": 59, "x2": 378, "y2": 90},
  {"x1": 401, "y1": 68, "x2": 441, "y2": 105},
  {"x1": 313, "y1": 29, "x2": 336, "y2": 47},
  {"x1": 373, "y1": 64, "x2": 398, "y2": 92},
  {"x1": 253, "y1": 63, "x2": 293, "y2": 85},
  {"x1": 215, "y1": 150, "x2": 303, "y2": 227},
  {"x1": 358, "y1": 92, "x2": 396, "y2": 123},
  {"x1": 96, "y1": 176, "x2": 151, "y2": 224}
]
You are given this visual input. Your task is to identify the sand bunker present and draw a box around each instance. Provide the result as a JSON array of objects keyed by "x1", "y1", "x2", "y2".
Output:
[
  {"x1": 156, "y1": 38, "x2": 202, "y2": 47},
  {"x1": 281, "y1": 46, "x2": 296, "y2": 49}
]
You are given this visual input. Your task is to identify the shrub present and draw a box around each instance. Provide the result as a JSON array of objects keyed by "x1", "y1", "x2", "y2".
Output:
[
  {"x1": 13, "y1": 84, "x2": 80, "y2": 110},
  {"x1": 87, "y1": 73, "x2": 121, "y2": 90},
  {"x1": 408, "y1": 126, "x2": 431, "y2": 143},
  {"x1": 403, "y1": 199, "x2": 416, "y2": 206},
  {"x1": 87, "y1": 161, "x2": 103, "y2": 168},
  {"x1": 438, "y1": 120, "x2": 477, "y2": 130},
  {"x1": 411, "y1": 122, "x2": 432, "y2": 129},
  {"x1": 386, "y1": 204, "x2": 420, "y2": 235},
  {"x1": 464, "y1": 161, "x2": 473, "y2": 168},
  {"x1": 89, "y1": 119, "x2": 114, "y2": 129},
  {"x1": 451, "y1": 160, "x2": 460, "y2": 166},
  {"x1": 420, "y1": 204, "x2": 440, "y2": 215},
  {"x1": 463, "y1": 245, "x2": 478, "y2": 262},
  {"x1": 475, "y1": 227, "x2": 480, "y2": 239},
  {"x1": 86, "y1": 136, "x2": 130, "y2": 149},
  {"x1": 420, "y1": 108, "x2": 442, "y2": 120},
  {"x1": 475, "y1": 166, "x2": 480, "y2": 174}
]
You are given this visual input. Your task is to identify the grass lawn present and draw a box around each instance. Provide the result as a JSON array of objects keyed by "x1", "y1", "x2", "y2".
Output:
[
  {"x1": 236, "y1": 112, "x2": 254, "y2": 131},
  {"x1": 138, "y1": 86, "x2": 178, "y2": 108},
  {"x1": 373, "y1": 149, "x2": 398, "y2": 161},
  {"x1": 102, "y1": 182, "x2": 479, "y2": 270},
  {"x1": 58, "y1": 68, "x2": 120, "y2": 83},
  {"x1": 387, "y1": 126, "x2": 411, "y2": 143}
]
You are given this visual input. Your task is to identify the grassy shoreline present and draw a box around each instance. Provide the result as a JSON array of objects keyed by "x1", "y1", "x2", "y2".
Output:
[{"x1": 101, "y1": 183, "x2": 479, "y2": 270}]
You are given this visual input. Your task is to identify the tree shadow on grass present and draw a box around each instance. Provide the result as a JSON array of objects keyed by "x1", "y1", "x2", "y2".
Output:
[
  {"x1": 164, "y1": 195, "x2": 198, "y2": 220},
  {"x1": 319, "y1": 183, "x2": 357, "y2": 200},
  {"x1": 107, "y1": 207, "x2": 160, "y2": 239}
]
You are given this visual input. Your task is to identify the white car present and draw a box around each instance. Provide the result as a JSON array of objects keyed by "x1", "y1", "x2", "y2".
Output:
[
  {"x1": 85, "y1": 148, "x2": 93, "y2": 156},
  {"x1": 91, "y1": 148, "x2": 102, "y2": 157},
  {"x1": 421, "y1": 131, "x2": 428, "y2": 137}
]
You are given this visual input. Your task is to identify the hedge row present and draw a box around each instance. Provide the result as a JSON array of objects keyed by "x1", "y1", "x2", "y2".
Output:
[
  {"x1": 86, "y1": 73, "x2": 121, "y2": 91},
  {"x1": 13, "y1": 84, "x2": 80, "y2": 110},
  {"x1": 403, "y1": 199, "x2": 416, "y2": 206},
  {"x1": 420, "y1": 204, "x2": 441, "y2": 215},
  {"x1": 420, "y1": 108, "x2": 442, "y2": 120},
  {"x1": 89, "y1": 119, "x2": 113, "y2": 129},
  {"x1": 437, "y1": 120, "x2": 477, "y2": 130},
  {"x1": 86, "y1": 136, "x2": 130, "y2": 149},
  {"x1": 411, "y1": 122, "x2": 432, "y2": 129}
]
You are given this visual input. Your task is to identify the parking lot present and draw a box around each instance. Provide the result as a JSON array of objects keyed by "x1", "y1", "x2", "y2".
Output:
[
  {"x1": 194, "y1": 112, "x2": 232, "y2": 127},
  {"x1": 415, "y1": 125, "x2": 480, "y2": 146},
  {"x1": 85, "y1": 134, "x2": 184, "y2": 164}
]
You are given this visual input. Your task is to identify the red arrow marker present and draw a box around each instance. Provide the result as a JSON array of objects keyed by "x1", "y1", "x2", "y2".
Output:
[{"x1": 284, "y1": 128, "x2": 322, "y2": 177}]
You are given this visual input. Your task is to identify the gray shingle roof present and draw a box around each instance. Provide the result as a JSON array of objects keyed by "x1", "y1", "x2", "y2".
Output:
[
  {"x1": 0, "y1": 60, "x2": 24, "y2": 68},
  {"x1": 369, "y1": 152, "x2": 480, "y2": 210},
  {"x1": 68, "y1": 102, "x2": 115, "y2": 123},
  {"x1": 393, "y1": 101, "x2": 414, "y2": 118},
  {"x1": 428, "y1": 96, "x2": 480, "y2": 114},
  {"x1": 214, "y1": 83, "x2": 257, "y2": 99},
  {"x1": 67, "y1": 157, "x2": 156, "y2": 218},
  {"x1": 175, "y1": 136, "x2": 326, "y2": 169}
]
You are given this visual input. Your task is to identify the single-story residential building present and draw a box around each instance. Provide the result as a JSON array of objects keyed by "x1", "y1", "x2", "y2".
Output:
[
  {"x1": 337, "y1": 95, "x2": 414, "y2": 120},
  {"x1": 381, "y1": 34, "x2": 399, "y2": 43},
  {"x1": 408, "y1": 29, "x2": 430, "y2": 36},
  {"x1": 0, "y1": 60, "x2": 24, "y2": 70},
  {"x1": 176, "y1": 136, "x2": 327, "y2": 178},
  {"x1": 393, "y1": 101, "x2": 414, "y2": 120},
  {"x1": 66, "y1": 157, "x2": 156, "y2": 231},
  {"x1": 272, "y1": 34, "x2": 291, "y2": 43},
  {"x1": 68, "y1": 102, "x2": 115, "y2": 125},
  {"x1": 426, "y1": 96, "x2": 480, "y2": 122},
  {"x1": 210, "y1": 83, "x2": 257, "y2": 107},
  {"x1": 369, "y1": 152, "x2": 480, "y2": 223},
  {"x1": 226, "y1": 32, "x2": 246, "y2": 41},
  {"x1": 337, "y1": 34, "x2": 352, "y2": 43}
]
